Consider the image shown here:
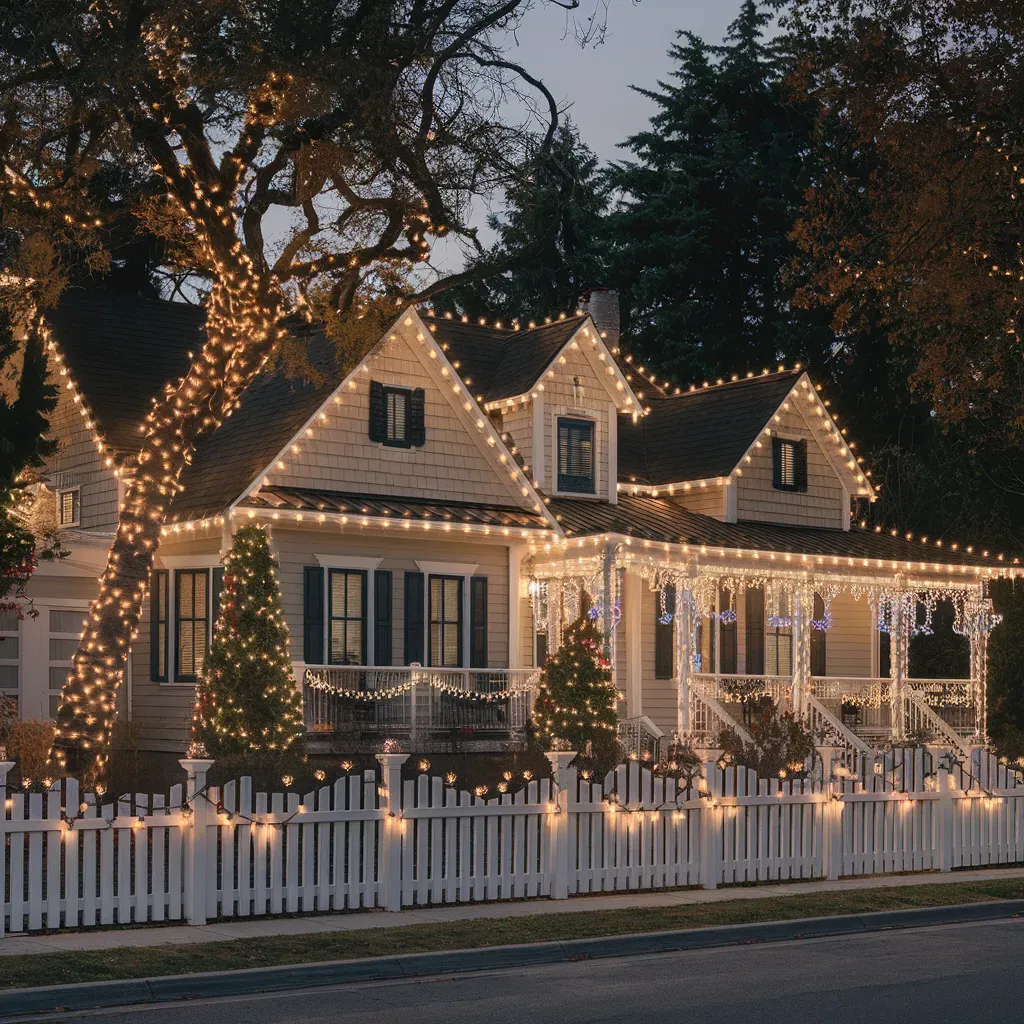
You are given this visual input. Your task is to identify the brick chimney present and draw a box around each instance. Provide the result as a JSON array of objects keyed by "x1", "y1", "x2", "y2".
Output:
[{"x1": 580, "y1": 288, "x2": 620, "y2": 352}]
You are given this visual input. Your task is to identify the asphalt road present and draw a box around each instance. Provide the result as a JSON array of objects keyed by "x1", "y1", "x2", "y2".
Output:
[{"x1": 18, "y1": 917, "x2": 1024, "y2": 1024}]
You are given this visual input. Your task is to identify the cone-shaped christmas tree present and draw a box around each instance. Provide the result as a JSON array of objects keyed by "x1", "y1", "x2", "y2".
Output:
[
  {"x1": 533, "y1": 612, "x2": 619, "y2": 757},
  {"x1": 191, "y1": 524, "x2": 304, "y2": 758}
]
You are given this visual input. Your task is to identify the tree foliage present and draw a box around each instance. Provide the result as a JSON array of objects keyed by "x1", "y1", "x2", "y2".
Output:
[{"x1": 191, "y1": 524, "x2": 304, "y2": 760}]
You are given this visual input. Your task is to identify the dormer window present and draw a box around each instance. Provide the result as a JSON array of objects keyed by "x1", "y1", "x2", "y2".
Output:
[
  {"x1": 772, "y1": 437, "x2": 807, "y2": 492},
  {"x1": 369, "y1": 381, "x2": 426, "y2": 448},
  {"x1": 57, "y1": 487, "x2": 80, "y2": 528},
  {"x1": 557, "y1": 417, "x2": 595, "y2": 494}
]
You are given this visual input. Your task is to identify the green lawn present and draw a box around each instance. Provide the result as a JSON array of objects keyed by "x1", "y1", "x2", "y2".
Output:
[{"x1": 2, "y1": 877, "x2": 1022, "y2": 991}]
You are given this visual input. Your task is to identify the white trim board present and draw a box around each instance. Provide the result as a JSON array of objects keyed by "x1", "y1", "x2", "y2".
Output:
[
  {"x1": 416, "y1": 560, "x2": 479, "y2": 577},
  {"x1": 315, "y1": 554, "x2": 384, "y2": 571}
]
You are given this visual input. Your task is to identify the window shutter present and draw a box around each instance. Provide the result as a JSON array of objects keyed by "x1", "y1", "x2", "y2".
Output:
[
  {"x1": 795, "y1": 439, "x2": 808, "y2": 491},
  {"x1": 810, "y1": 592, "x2": 826, "y2": 676},
  {"x1": 212, "y1": 567, "x2": 225, "y2": 631},
  {"x1": 771, "y1": 437, "x2": 783, "y2": 489},
  {"x1": 654, "y1": 586, "x2": 675, "y2": 679},
  {"x1": 470, "y1": 576, "x2": 488, "y2": 668},
  {"x1": 150, "y1": 570, "x2": 167, "y2": 681},
  {"x1": 374, "y1": 570, "x2": 393, "y2": 666},
  {"x1": 536, "y1": 632, "x2": 548, "y2": 668},
  {"x1": 745, "y1": 586, "x2": 765, "y2": 674},
  {"x1": 404, "y1": 571, "x2": 425, "y2": 664},
  {"x1": 303, "y1": 566, "x2": 325, "y2": 664},
  {"x1": 720, "y1": 587, "x2": 738, "y2": 673},
  {"x1": 409, "y1": 387, "x2": 426, "y2": 446},
  {"x1": 369, "y1": 380, "x2": 386, "y2": 442}
]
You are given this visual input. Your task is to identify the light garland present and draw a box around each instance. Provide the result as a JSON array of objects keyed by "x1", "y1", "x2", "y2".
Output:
[{"x1": 303, "y1": 668, "x2": 533, "y2": 703}]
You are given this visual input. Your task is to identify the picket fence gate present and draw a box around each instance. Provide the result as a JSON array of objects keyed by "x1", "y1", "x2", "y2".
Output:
[{"x1": 2, "y1": 748, "x2": 1024, "y2": 937}]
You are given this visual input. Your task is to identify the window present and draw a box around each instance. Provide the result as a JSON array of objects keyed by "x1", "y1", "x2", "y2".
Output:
[
  {"x1": 48, "y1": 609, "x2": 86, "y2": 719},
  {"x1": 329, "y1": 569, "x2": 366, "y2": 665},
  {"x1": 429, "y1": 575, "x2": 463, "y2": 667},
  {"x1": 369, "y1": 381, "x2": 425, "y2": 447},
  {"x1": 810, "y1": 593, "x2": 827, "y2": 676},
  {"x1": 745, "y1": 587, "x2": 765, "y2": 674},
  {"x1": 175, "y1": 569, "x2": 209, "y2": 681},
  {"x1": 385, "y1": 387, "x2": 410, "y2": 446},
  {"x1": 719, "y1": 587, "x2": 738, "y2": 674},
  {"x1": 0, "y1": 609, "x2": 19, "y2": 714},
  {"x1": 654, "y1": 586, "x2": 675, "y2": 679},
  {"x1": 151, "y1": 570, "x2": 169, "y2": 681},
  {"x1": 58, "y1": 488, "x2": 80, "y2": 527},
  {"x1": 772, "y1": 437, "x2": 807, "y2": 492},
  {"x1": 765, "y1": 620, "x2": 793, "y2": 676},
  {"x1": 557, "y1": 418, "x2": 595, "y2": 493}
]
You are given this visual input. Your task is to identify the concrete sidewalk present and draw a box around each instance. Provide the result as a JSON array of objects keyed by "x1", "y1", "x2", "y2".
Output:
[{"x1": 2, "y1": 866, "x2": 1022, "y2": 958}]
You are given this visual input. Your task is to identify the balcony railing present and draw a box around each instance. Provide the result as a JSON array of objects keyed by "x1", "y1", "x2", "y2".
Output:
[{"x1": 301, "y1": 665, "x2": 540, "y2": 741}]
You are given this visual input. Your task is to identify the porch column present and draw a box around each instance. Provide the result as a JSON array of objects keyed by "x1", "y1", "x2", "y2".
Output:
[
  {"x1": 601, "y1": 542, "x2": 618, "y2": 661},
  {"x1": 623, "y1": 567, "x2": 643, "y2": 719},
  {"x1": 969, "y1": 592, "x2": 991, "y2": 742},
  {"x1": 676, "y1": 581, "x2": 693, "y2": 739},
  {"x1": 791, "y1": 582, "x2": 813, "y2": 718},
  {"x1": 889, "y1": 584, "x2": 908, "y2": 743}
]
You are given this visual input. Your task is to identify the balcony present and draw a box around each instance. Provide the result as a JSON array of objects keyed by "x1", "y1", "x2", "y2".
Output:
[{"x1": 301, "y1": 666, "x2": 541, "y2": 751}]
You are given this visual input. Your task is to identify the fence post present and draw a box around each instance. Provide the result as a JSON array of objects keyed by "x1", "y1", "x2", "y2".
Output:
[
  {"x1": 701, "y1": 758, "x2": 722, "y2": 890},
  {"x1": 0, "y1": 755, "x2": 13, "y2": 940},
  {"x1": 545, "y1": 752, "x2": 577, "y2": 900},
  {"x1": 928, "y1": 745, "x2": 954, "y2": 872},
  {"x1": 179, "y1": 757, "x2": 215, "y2": 926},
  {"x1": 376, "y1": 752, "x2": 410, "y2": 911},
  {"x1": 822, "y1": 784, "x2": 843, "y2": 881}
]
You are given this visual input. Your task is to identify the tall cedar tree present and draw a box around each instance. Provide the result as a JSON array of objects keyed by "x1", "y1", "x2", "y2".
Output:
[
  {"x1": 532, "y1": 613, "x2": 618, "y2": 763},
  {"x1": 0, "y1": 311, "x2": 59, "y2": 614},
  {"x1": 607, "y1": 1, "x2": 834, "y2": 384},
  {"x1": 438, "y1": 123, "x2": 611, "y2": 322},
  {"x1": 0, "y1": 0, "x2": 597, "y2": 778},
  {"x1": 191, "y1": 525, "x2": 303, "y2": 759}
]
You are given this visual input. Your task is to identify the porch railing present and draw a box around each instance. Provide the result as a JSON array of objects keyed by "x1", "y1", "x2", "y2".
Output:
[
  {"x1": 692, "y1": 673, "x2": 792, "y2": 708},
  {"x1": 301, "y1": 666, "x2": 540, "y2": 740}
]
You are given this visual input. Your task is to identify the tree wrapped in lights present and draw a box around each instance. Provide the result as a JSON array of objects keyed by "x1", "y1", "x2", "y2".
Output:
[
  {"x1": 0, "y1": 1, "x2": 619, "y2": 778},
  {"x1": 191, "y1": 525, "x2": 303, "y2": 758},
  {"x1": 532, "y1": 612, "x2": 619, "y2": 767}
]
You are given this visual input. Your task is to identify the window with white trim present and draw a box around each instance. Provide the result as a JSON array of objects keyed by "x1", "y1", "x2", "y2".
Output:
[
  {"x1": 175, "y1": 569, "x2": 209, "y2": 681},
  {"x1": 329, "y1": 569, "x2": 367, "y2": 665},
  {"x1": 429, "y1": 575, "x2": 463, "y2": 667},
  {"x1": 48, "y1": 609, "x2": 86, "y2": 719},
  {"x1": 557, "y1": 417, "x2": 595, "y2": 494},
  {"x1": 384, "y1": 387, "x2": 410, "y2": 446},
  {"x1": 57, "y1": 487, "x2": 80, "y2": 527},
  {"x1": 0, "y1": 609, "x2": 19, "y2": 714}
]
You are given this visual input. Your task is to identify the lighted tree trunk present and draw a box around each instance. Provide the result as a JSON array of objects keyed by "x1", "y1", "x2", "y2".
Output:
[{"x1": 49, "y1": 262, "x2": 284, "y2": 780}]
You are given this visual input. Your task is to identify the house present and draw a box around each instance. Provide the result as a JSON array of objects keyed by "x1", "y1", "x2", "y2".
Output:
[{"x1": 9, "y1": 287, "x2": 1014, "y2": 766}]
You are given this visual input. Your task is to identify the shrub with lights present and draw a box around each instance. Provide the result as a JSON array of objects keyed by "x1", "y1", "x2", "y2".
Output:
[
  {"x1": 717, "y1": 706, "x2": 816, "y2": 780},
  {"x1": 532, "y1": 612, "x2": 620, "y2": 773},
  {"x1": 190, "y1": 524, "x2": 304, "y2": 760}
]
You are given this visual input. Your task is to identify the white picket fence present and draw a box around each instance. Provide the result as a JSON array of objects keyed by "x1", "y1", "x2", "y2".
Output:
[{"x1": 2, "y1": 747, "x2": 1024, "y2": 937}]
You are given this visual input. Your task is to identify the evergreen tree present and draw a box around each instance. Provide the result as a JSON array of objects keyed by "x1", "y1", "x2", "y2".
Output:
[
  {"x1": 439, "y1": 123, "x2": 611, "y2": 323},
  {"x1": 607, "y1": 0, "x2": 832, "y2": 383},
  {"x1": 191, "y1": 525, "x2": 304, "y2": 759},
  {"x1": 533, "y1": 613, "x2": 618, "y2": 762}
]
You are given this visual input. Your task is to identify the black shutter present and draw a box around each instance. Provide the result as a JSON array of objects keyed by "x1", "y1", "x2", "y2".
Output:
[
  {"x1": 374, "y1": 570, "x2": 393, "y2": 666},
  {"x1": 303, "y1": 566, "x2": 324, "y2": 664},
  {"x1": 150, "y1": 569, "x2": 167, "y2": 681},
  {"x1": 369, "y1": 380, "x2": 386, "y2": 442},
  {"x1": 409, "y1": 387, "x2": 426, "y2": 446},
  {"x1": 795, "y1": 439, "x2": 808, "y2": 492},
  {"x1": 654, "y1": 587, "x2": 675, "y2": 679},
  {"x1": 879, "y1": 630, "x2": 891, "y2": 678},
  {"x1": 720, "y1": 587, "x2": 738, "y2": 673},
  {"x1": 470, "y1": 576, "x2": 488, "y2": 668},
  {"x1": 212, "y1": 567, "x2": 225, "y2": 632},
  {"x1": 745, "y1": 586, "x2": 765, "y2": 674},
  {"x1": 771, "y1": 436, "x2": 783, "y2": 489},
  {"x1": 404, "y1": 570, "x2": 425, "y2": 664},
  {"x1": 536, "y1": 632, "x2": 548, "y2": 667},
  {"x1": 810, "y1": 592, "x2": 826, "y2": 676}
]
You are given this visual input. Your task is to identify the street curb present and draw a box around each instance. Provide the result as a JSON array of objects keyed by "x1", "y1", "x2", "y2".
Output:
[{"x1": 3, "y1": 899, "x2": 1024, "y2": 1017}]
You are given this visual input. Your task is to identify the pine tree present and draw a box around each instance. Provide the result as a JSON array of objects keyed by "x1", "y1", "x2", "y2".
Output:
[
  {"x1": 607, "y1": 0, "x2": 833, "y2": 383},
  {"x1": 533, "y1": 613, "x2": 618, "y2": 760},
  {"x1": 439, "y1": 123, "x2": 611, "y2": 323},
  {"x1": 191, "y1": 524, "x2": 304, "y2": 759}
]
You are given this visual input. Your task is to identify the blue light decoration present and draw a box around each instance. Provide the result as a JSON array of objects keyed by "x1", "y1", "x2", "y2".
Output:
[
  {"x1": 767, "y1": 615, "x2": 792, "y2": 629},
  {"x1": 658, "y1": 611, "x2": 673, "y2": 626},
  {"x1": 718, "y1": 608, "x2": 737, "y2": 624},
  {"x1": 811, "y1": 611, "x2": 833, "y2": 631}
]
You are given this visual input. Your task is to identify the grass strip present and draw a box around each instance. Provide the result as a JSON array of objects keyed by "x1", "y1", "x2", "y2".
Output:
[{"x1": 2, "y1": 877, "x2": 1023, "y2": 990}]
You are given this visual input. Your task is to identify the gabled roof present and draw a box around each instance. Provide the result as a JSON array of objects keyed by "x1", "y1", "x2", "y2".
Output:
[
  {"x1": 45, "y1": 290, "x2": 202, "y2": 457},
  {"x1": 617, "y1": 370, "x2": 802, "y2": 485},
  {"x1": 549, "y1": 495, "x2": 1011, "y2": 571}
]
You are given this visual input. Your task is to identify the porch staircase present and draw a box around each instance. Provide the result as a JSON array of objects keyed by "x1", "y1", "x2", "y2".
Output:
[
  {"x1": 904, "y1": 688, "x2": 969, "y2": 754},
  {"x1": 806, "y1": 693, "x2": 874, "y2": 774},
  {"x1": 691, "y1": 683, "x2": 753, "y2": 746}
]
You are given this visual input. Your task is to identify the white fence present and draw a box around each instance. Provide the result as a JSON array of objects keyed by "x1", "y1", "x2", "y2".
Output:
[{"x1": 2, "y1": 748, "x2": 1024, "y2": 937}]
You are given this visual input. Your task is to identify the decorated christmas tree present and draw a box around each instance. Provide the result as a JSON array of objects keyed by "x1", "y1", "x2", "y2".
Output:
[
  {"x1": 191, "y1": 524, "x2": 304, "y2": 759},
  {"x1": 532, "y1": 612, "x2": 619, "y2": 764}
]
